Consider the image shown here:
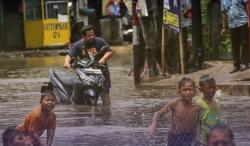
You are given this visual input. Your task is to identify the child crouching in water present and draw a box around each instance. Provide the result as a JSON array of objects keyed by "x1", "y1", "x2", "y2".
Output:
[
  {"x1": 16, "y1": 87, "x2": 56, "y2": 146},
  {"x1": 196, "y1": 74, "x2": 221, "y2": 146},
  {"x1": 148, "y1": 77, "x2": 201, "y2": 146}
]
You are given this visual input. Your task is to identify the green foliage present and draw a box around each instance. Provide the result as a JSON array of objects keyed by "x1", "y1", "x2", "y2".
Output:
[
  {"x1": 219, "y1": 32, "x2": 232, "y2": 59},
  {"x1": 199, "y1": 1, "x2": 231, "y2": 59}
]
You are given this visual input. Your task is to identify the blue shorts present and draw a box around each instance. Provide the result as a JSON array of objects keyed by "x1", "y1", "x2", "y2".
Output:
[{"x1": 167, "y1": 132, "x2": 194, "y2": 146}]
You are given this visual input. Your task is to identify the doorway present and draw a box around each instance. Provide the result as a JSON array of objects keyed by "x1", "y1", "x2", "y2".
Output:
[{"x1": 1, "y1": 0, "x2": 24, "y2": 50}]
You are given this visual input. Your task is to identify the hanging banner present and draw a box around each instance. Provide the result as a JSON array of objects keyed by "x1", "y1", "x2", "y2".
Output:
[
  {"x1": 180, "y1": 0, "x2": 192, "y2": 28},
  {"x1": 163, "y1": 0, "x2": 192, "y2": 31},
  {"x1": 163, "y1": 0, "x2": 180, "y2": 31},
  {"x1": 102, "y1": 0, "x2": 121, "y2": 16}
]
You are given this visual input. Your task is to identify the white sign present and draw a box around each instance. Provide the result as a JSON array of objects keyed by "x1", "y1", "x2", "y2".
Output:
[
  {"x1": 136, "y1": 0, "x2": 148, "y2": 17},
  {"x1": 58, "y1": 14, "x2": 68, "y2": 22}
]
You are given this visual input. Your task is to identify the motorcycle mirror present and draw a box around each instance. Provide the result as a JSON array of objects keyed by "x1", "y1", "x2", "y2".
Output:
[
  {"x1": 94, "y1": 46, "x2": 109, "y2": 59},
  {"x1": 99, "y1": 46, "x2": 109, "y2": 53},
  {"x1": 58, "y1": 51, "x2": 69, "y2": 56}
]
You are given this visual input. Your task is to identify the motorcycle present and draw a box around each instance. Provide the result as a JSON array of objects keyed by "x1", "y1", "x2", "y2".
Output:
[{"x1": 45, "y1": 48, "x2": 107, "y2": 106}]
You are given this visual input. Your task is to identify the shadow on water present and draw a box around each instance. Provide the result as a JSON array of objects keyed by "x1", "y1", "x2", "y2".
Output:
[{"x1": 0, "y1": 54, "x2": 249, "y2": 145}]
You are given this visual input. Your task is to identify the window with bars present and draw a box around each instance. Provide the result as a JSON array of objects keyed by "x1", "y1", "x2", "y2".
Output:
[
  {"x1": 44, "y1": 0, "x2": 67, "y2": 19},
  {"x1": 25, "y1": 0, "x2": 42, "y2": 20}
]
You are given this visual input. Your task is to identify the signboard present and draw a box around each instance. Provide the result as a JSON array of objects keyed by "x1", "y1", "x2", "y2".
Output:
[
  {"x1": 163, "y1": 0, "x2": 192, "y2": 31},
  {"x1": 102, "y1": 0, "x2": 121, "y2": 16},
  {"x1": 136, "y1": 0, "x2": 148, "y2": 17},
  {"x1": 163, "y1": 0, "x2": 180, "y2": 31}
]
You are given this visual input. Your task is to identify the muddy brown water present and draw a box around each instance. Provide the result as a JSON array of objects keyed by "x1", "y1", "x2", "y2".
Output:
[{"x1": 0, "y1": 54, "x2": 249, "y2": 146}]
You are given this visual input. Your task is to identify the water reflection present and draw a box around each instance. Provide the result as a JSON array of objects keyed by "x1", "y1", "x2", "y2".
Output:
[{"x1": 0, "y1": 55, "x2": 249, "y2": 145}]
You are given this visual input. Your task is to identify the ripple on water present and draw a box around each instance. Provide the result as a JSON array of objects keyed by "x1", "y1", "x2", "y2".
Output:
[{"x1": 0, "y1": 56, "x2": 249, "y2": 145}]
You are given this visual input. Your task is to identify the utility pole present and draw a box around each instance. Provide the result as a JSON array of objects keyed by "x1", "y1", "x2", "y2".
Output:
[
  {"x1": 132, "y1": 0, "x2": 141, "y2": 86},
  {"x1": 248, "y1": 1, "x2": 250, "y2": 63},
  {"x1": 207, "y1": 0, "x2": 221, "y2": 59},
  {"x1": 0, "y1": 1, "x2": 3, "y2": 50},
  {"x1": 192, "y1": 0, "x2": 204, "y2": 68}
]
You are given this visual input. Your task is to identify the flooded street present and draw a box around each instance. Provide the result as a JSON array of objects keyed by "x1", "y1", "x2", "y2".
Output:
[{"x1": 0, "y1": 52, "x2": 250, "y2": 146}]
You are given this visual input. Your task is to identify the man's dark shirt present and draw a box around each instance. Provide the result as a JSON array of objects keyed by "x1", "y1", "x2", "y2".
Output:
[{"x1": 69, "y1": 37, "x2": 112, "y2": 88}]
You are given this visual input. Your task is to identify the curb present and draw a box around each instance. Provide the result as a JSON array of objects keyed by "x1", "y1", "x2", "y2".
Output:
[{"x1": 141, "y1": 61, "x2": 250, "y2": 96}]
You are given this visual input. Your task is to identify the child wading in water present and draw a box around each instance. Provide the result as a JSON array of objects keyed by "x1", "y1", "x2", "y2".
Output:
[
  {"x1": 16, "y1": 87, "x2": 56, "y2": 146},
  {"x1": 2, "y1": 126, "x2": 35, "y2": 146},
  {"x1": 196, "y1": 74, "x2": 221, "y2": 146},
  {"x1": 148, "y1": 77, "x2": 201, "y2": 146},
  {"x1": 207, "y1": 123, "x2": 235, "y2": 146}
]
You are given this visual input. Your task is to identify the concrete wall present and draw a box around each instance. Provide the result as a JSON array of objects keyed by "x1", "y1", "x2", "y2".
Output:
[
  {"x1": 2, "y1": 13, "x2": 24, "y2": 50},
  {"x1": 100, "y1": 18, "x2": 123, "y2": 45},
  {"x1": 0, "y1": 0, "x2": 24, "y2": 50}
]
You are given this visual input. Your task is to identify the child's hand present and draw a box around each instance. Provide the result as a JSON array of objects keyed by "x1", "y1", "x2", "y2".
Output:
[
  {"x1": 16, "y1": 124, "x2": 25, "y2": 132},
  {"x1": 148, "y1": 123, "x2": 157, "y2": 137},
  {"x1": 24, "y1": 136, "x2": 34, "y2": 146}
]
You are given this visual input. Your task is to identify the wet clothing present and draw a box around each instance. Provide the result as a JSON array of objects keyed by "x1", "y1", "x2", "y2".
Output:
[
  {"x1": 16, "y1": 105, "x2": 56, "y2": 136},
  {"x1": 69, "y1": 38, "x2": 112, "y2": 88},
  {"x1": 196, "y1": 98, "x2": 221, "y2": 145},
  {"x1": 221, "y1": 0, "x2": 248, "y2": 29},
  {"x1": 229, "y1": 24, "x2": 249, "y2": 68},
  {"x1": 167, "y1": 132, "x2": 195, "y2": 146},
  {"x1": 221, "y1": 0, "x2": 249, "y2": 68}
]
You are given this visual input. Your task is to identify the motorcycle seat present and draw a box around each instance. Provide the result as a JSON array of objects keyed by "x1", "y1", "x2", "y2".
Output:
[{"x1": 52, "y1": 70, "x2": 78, "y2": 87}]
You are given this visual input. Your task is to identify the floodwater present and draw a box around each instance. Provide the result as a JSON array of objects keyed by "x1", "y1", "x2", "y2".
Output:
[{"x1": 0, "y1": 52, "x2": 250, "y2": 146}]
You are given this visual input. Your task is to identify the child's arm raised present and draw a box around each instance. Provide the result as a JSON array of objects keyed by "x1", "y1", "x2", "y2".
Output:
[
  {"x1": 148, "y1": 99, "x2": 177, "y2": 136},
  {"x1": 47, "y1": 113, "x2": 56, "y2": 146}
]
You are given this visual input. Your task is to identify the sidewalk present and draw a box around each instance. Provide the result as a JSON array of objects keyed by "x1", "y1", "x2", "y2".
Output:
[{"x1": 143, "y1": 61, "x2": 250, "y2": 96}]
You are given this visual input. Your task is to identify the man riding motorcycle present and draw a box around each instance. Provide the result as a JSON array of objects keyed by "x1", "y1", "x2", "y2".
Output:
[{"x1": 64, "y1": 25, "x2": 114, "y2": 106}]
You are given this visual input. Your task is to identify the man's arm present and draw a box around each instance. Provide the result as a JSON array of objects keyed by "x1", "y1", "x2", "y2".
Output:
[
  {"x1": 64, "y1": 41, "x2": 80, "y2": 68},
  {"x1": 64, "y1": 55, "x2": 72, "y2": 69},
  {"x1": 99, "y1": 50, "x2": 114, "y2": 64},
  {"x1": 247, "y1": 2, "x2": 249, "y2": 16},
  {"x1": 221, "y1": 12, "x2": 228, "y2": 36},
  {"x1": 246, "y1": 0, "x2": 249, "y2": 22}
]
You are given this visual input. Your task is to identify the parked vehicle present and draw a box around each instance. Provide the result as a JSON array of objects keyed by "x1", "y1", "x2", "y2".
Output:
[
  {"x1": 45, "y1": 48, "x2": 107, "y2": 105},
  {"x1": 23, "y1": 0, "x2": 70, "y2": 49}
]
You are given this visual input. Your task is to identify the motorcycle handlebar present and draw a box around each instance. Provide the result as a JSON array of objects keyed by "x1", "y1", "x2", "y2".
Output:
[{"x1": 70, "y1": 59, "x2": 107, "y2": 69}]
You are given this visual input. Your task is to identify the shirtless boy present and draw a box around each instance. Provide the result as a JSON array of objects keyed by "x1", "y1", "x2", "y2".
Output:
[{"x1": 148, "y1": 77, "x2": 201, "y2": 146}]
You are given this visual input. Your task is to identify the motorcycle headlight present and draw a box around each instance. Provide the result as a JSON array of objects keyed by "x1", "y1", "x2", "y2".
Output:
[
  {"x1": 83, "y1": 79, "x2": 90, "y2": 86},
  {"x1": 82, "y1": 79, "x2": 96, "y2": 87}
]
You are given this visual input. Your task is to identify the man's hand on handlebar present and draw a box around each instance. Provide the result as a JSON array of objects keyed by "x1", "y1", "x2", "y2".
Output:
[
  {"x1": 64, "y1": 63, "x2": 71, "y2": 69},
  {"x1": 98, "y1": 58, "x2": 106, "y2": 65}
]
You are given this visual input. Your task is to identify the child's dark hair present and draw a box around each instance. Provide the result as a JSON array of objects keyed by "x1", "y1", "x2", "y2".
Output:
[
  {"x1": 40, "y1": 86, "x2": 54, "y2": 103},
  {"x1": 178, "y1": 77, "x2": 196, "y2": 89},
  {"x1": 2, "y1": 126, "x2": 21, "y2": 146},
  {"x1": 81, "y1": 25, "x2": 93, "y2": 36},
  {"x1": 207, "y1": 123, "x2": 234, "y2": 142},
  {"x1": 199, "y1": 74, "x2": 216, "y2": 87}
]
